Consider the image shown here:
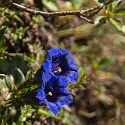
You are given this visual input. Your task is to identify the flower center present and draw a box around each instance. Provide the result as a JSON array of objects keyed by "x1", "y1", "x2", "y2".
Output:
[
  {"x1": 46, "y1": 92, "x2": 53, "y2": 96},
  {"x1": 53, "y1": 67, "x2": 62, "y2": 74}
]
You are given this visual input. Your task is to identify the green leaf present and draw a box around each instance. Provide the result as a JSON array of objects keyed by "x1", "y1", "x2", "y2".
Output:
[
  {"x1": 41, "y1": 0, "x2": 59, "y2": 11},
  {"x1": 15, "y1": 56, "x2": 27, "y2": 75},
  {"x1": 94, "y1": 0, "x2": 103, "y2": 5},
  {"x1": 6, "y1": 56, "x2": 27, "y2": 87},
  {"x1": 98, "y1": 57, "x2": 114, "y2": 68},
  {"x1": 121, "y1": 25, "x2": 125, "y2": 33},
  {"x1": 71, "y1": 0, "x2": 84, "y2": 9},
  {"x1": 9, "y1": 56, "x2": 27, "y2": 75},
  {"x1": 0, "y1": 59, "x2": 9, "y2": 74},
  {"x1": 114, "y1": 8, "x2": 125, "y2": 16},
  {"x1": 0, "y1": 77, "x2": 8, "y2": 92},
  {"x1": 98, "y1": 0, "x2": 105, "y2": 3},
  {"x1": 0, "y1": 28, "x2": 6, "y2": 46},
  {"x1": 110, "y1": 18, "x2": 123, "y2": 30},
  {"x1": 0, "y1": 75, "x2": 14, "y2": 93},
  {"x1": 19, "y1": 105, "x2": 34, "y2": 123},
  {"x1": 0, "y1": 27, "x2": 7, "y2": 52},
  {"x1": 14, "y1": 68, "x2": 25, "y2": 85},
  {"x1": 113, "y1": 0, "x2": 122, "y2": 10},
  {"x1": 106, "y1": 0, "x2": 122, "y2": 11},
  {"x1": 32, "y1": 15, "x2": 43, "y2": 24},
  {"x1": 94, "y1": 16, "x2": 106, "y2": 27}
]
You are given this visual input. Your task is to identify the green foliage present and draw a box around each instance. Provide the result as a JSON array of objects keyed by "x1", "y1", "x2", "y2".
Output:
[
  {"x1": 94, "y1": 16, "x2": 107, "y2": 27},
  {"x1": 0, "y1": 105, "x2": 35, "y2": 125},
  {"x1": 60, "y1": 109, "x2": 76, "y2": 125},
  {"x1": 0, "y1": 55, "x2": 27, "y2": 91},
  {"x1": 41, "y1": 0, "x2": 59, "y2": 11},
  {"x1": 71, "y1": 0, "x2": 84, "y2": 9},
  {"x1": 109, "y1": 0, "x2": 122, "y2": 11},
  {"x1": 14, "y1": 68, "x2": 25, "y2": 86},
  {"x1": 97, "y1": 0, "x2": 105, "y2": 3},
  {"x1": 94, "y1": 0, "x2": 125, "y2": 33},
  {"x1": 0, "y1": 76, "x2": 12, "y2": 92},
  {"x1": 0, "y1": 28, "x2": 7, "y2": 53},
  {"x1": 94, "y1": 0, "x2": 103, "y2": 5},
  {"x1": 1, "y1": 0, "x2": 125, "y2": 124},
  {"x1": 19, "y1": 105, "x2": 35, "y2": 123},
  {"x1": 109, "y1": 18, "x2": 125, "y2": 33},
  {"x1": 0, "y1": 59, "x2": 9, "y2": 74},
  {"x1": 8, "y1": 27, "x2": 25, "y2": 41},
  {"x1": 32, "y1": 15, "x2": 44, "y2": 25},
  {"x1": 98, "y1": 56, "x2": 114, "y2": 68},
  {"x1": 114, "y1": 8, "x2": 125, "y2": 16},
  {"x1": 78, "y1": 67, "x2": 87, "y2": 85}
]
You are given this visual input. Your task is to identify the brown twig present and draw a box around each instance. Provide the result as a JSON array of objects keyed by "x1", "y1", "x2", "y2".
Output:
[{"x1": 9, "y1": 0, "x2": 114, "y2": 23}]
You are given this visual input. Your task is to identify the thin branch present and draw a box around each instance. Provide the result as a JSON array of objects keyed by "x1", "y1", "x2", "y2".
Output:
[
  {"x1": 9, "y1": 0, "x2": 81, "y2": 16},
  {"x1": 9, "y1": 0, "x2": 114, "y2": 23}
]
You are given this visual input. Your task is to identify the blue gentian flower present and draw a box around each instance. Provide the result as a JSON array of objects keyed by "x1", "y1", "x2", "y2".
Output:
[
  {"x1": 24, "y1": 78, "x2": 72, "y2": 115},
  {"x1": 36, "y1": 78, "x2": 72, "y2": 115},
  {"x1": 42, "y1": 48, "x2": 78, "y2": 85}
]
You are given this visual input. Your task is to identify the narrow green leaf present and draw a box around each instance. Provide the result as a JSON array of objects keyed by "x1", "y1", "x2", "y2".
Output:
[
  {"x1": 99, "y1": 57, "x2": 114, "y2": 68},
  {"x1": 14, "y1": 68, "x2": 25, "y2": 85},
  {"x1": 114, "y1": 8, "x2": 125, "y2": 16},
  {"x1": 94, "y1": 0, "x2": 103, "y2": 5},
  {"x1": 14, "y1": 56, "x2": 27, "y2": 75},
  {"x1": 0, "y1": 27, "x2": 7, "y2": 52},
  {"x1": 0, "y1": 59, "x2": 9, "y2": 74},
  {"x1": 0, "y1": 28, "x2": 6, "y2": 45},
  {"x1": 0, "y1": 77, "x2": 8, "y2": 92},
  {"x1": 110, "y1": 18, "x2": 123, "y2": 30},
  {"x1": 0, "y1": 75, "x2": 14, "y2": 93},
  {"x1": 71, "y1": 0, "x2": 84, "y2": 9},
  {"x1": 113, "y1": 0, "x2": 122, "y2": 10},
  {"x1": 41, "y1": 0, "x2": 59, "y2": 11},
  {"x1": 109, "y1": 4, "x2": 113, "y2": 12},
  {"x1": 98, "y1": 0, "x2": 105, "y2": 3},
  {"x1": 94, "y1": 16, "x2": 106, "y2": 27},
  {"x1": 121, "y1": 25, "x2": 125, "y2": 33},
  {"x1": 109, "y1": 0, "x2": 122, "y2": 12},
  {"x1": 19, "y1": 105, "x2": 34, "y2": 123},
  {"x1": 9, "y1": 56, "x2": 27, "y2": 75}
]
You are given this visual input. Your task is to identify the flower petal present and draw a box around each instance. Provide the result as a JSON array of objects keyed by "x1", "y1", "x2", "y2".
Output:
[
  {"x1": 58, "y1": 77, "x2": 67, "y2": 88},
  {"x1": 66, "y1": 71, "x2": 78, "y2": 82},
  {"x1": 42, "y1": 59, "x2": 51, "y2": 73},
  {"x1": 61, "y1": 49, "x2": 69, "y2": 55},
  {"x1": 55, "y1": 102, "x2": 63, "y2": 109},
  {"x1": 69, "y1": 65, "x2": 79, "y2": 71},
  {"x1": 36, "y1": 88, "x2": 45, "y2": 101},
  {"x1": 48, "y1": 48, "x2": 62, "y2": 59},
  {"x1": 42, "y1": 72, "x2": 53, "y2": 87},
  {"x1": 65, "y1": 53, "x2": 76, "y2": 65},
  {"x1": 42, "y1": 72, "x2": 58, "y2": 87},
  {"x1": 57, "y1": 95, "x2": 73, "y2": 105},
  {"x1": 56, "y1": 88, "x2": 70, "y2": 95},
  {"x1": 45, "y1": 99, "x2": 59, "y2": 115}
]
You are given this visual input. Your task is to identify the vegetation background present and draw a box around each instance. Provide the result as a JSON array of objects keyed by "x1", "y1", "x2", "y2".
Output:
[{"x1": 0, "y1": 0, "x2": 125, "y2": 125}]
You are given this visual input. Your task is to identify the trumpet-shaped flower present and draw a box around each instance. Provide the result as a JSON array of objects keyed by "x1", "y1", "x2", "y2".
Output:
[
  {"x1": 42, "y1": 48, "x2": 78, "y2": 85},
  {"x1": 24, "y1": 78, "x2": 72, "y2": 115}
]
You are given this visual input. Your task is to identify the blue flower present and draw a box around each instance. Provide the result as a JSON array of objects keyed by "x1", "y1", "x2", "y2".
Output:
[
  {"x1": 36, "y1": 78, "x2": 72, "y2": 115},
  {"x1": 42, "y1": 48, "x2": 78, "y2": 85}
]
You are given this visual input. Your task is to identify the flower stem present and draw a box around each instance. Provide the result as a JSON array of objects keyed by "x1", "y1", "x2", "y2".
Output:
[{"x1": 36, "y1": 108, "x2": 62, "y2": 121}]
